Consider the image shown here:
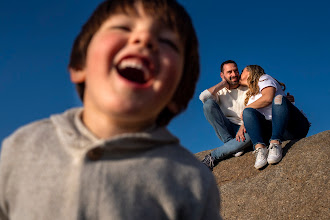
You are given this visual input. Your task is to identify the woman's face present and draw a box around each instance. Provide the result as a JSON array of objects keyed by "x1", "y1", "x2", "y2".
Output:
[{"x1": 239, "y1": 68, "x2": 249, "y2": 86}]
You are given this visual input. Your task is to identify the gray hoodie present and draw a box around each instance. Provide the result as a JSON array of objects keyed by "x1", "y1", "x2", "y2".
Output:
[{"x1": 0, "y1": 108, "x2": 221, "y2": 220}]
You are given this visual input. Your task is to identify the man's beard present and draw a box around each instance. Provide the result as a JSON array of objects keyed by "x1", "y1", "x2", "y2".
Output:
[{"x1": 225, "y1": 76, "x2": 239, "y2": 85}]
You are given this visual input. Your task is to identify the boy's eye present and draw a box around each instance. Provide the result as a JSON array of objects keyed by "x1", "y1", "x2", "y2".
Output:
[
  {"x1": 111, "y1": 25, "x2": 131, "y2": 31},
  {"x1": 159, "y1": 38, "x2": 179, "y2": 52}
]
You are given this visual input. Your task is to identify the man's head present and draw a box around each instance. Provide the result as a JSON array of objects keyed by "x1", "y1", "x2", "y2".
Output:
[
  {"x1": 220, "y1": 60, "x2": 239, "y2": 89},
  {"x1": 68, "y1": 0, "x2": 199, "y2": 127}
]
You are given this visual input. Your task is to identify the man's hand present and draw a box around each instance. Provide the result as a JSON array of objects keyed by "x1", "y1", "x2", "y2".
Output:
[
  {"x1": 286, "y1": 92, "x2": 295, "y2": 103},
  {"x1": 208, "y1": 80, "x2": 230, "y2": 96},
  {"x1": 221, "y1": 79, "x2": 230, "y2": 90},
  {"x1": 236, "y1": 124, "x2": 246, "y2": 142}
]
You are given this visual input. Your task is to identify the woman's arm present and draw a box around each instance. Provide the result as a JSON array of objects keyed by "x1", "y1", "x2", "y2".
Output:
[{"x1": 245, "y1": 86, "x2": 276, "y2": 109}]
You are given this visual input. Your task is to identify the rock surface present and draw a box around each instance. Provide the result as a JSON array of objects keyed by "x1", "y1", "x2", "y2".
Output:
[{"x1": 195, "y1": 130, "x2": 330, "y2": 220}]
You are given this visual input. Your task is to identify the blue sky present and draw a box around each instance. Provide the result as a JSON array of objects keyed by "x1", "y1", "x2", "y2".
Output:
[{"x1": 1, "y1": 0, "x2": 329, "y2": 153}]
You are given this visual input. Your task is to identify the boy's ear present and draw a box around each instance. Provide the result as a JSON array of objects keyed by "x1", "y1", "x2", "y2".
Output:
[{"x1": 69, "y1": 68, "x2": 86, "y2": 83}]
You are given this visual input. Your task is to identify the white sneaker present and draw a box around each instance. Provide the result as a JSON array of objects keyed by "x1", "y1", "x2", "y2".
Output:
[
  {"x1": 233, "y1": 151, "x2": 244, "y2": 157},
  {"x1": 253, "y1": 147, "x2": 268, "y2": 169},
  {"x1": 267, "y1": 143, "x2": 283, "y2": 164}
]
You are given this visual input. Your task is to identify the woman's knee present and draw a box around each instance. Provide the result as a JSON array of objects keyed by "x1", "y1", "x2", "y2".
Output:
[
  {"x1": 273, "y1": 94, "x2": 284, "y2": 105},
  {"x1": 243, "y1": 107, "x2": 258, "y2": 120},
  {"x1": 272, "y1": 95, "x2": 289, "y2": 113}
]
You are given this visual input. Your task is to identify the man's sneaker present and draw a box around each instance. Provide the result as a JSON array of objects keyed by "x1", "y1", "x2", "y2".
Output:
[
  {"x1": 233, "y1": 151, "x2": 244, "y2": 157},
  {"x1": 267, "y1": 143, "x2": 283, "y2": 164},
  {"x1": 201, "y1": 154, "x2": 215, "y2": 171},
  {"x1": 253, "y1": 147, "x2": 268, "y2": 169}
]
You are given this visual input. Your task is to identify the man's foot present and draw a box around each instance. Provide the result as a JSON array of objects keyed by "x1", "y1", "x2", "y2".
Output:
[
  {"x1": 253, "y1": 147, "x2": 268, "y2": 169},
  {"x1": 233, "y1": 151, "x2": 244, "y2": 157},
  {"x1": 267, "y1": 143, "x2": 283, "y2": 164},
  {"x1": 201, "y1": 154, "x2": 215, "y2": 171}
]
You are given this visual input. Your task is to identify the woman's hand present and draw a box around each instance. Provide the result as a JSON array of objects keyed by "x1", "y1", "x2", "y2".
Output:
[{"x1": 236, "y1": 124, "x2": 247, "y2": 142}]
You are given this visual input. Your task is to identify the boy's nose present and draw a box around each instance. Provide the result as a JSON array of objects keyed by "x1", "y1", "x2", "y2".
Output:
[{"x1": 130, "y1": 31, "x2": 157, "y2": 51}]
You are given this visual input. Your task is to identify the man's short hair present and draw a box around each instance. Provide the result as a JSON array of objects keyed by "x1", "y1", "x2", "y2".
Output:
[{"x1": 220, "y1": 60, "x2": 237, "y2": 72}]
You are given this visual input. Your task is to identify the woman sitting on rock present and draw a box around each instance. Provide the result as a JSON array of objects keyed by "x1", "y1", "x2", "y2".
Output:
[{"x1": 240, "y1": 65, "x2": 310, "y2": 169}]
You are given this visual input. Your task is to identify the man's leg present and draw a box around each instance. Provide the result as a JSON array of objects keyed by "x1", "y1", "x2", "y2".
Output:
[
  {"x1": 202, "y1": 128, "x2": 251, "y2": 171},
  {"x1": 211, "y1": 128, "x2": 252, "y2": 160},
  {"x1": 203, "y1": 99, "x2": 236, "y2": 143}
]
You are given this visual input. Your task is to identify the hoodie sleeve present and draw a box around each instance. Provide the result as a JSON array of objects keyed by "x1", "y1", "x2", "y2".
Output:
[{"x1": 0, "y1": 138, "x2": 12, "y2": 220}]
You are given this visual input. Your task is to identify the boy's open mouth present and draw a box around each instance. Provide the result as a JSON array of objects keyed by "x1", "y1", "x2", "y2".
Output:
[{"x1": 116, "y1": 59, "x2": 152, "y2": 84}]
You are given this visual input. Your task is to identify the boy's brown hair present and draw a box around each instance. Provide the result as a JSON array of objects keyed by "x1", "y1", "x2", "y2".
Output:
[{"x1": 68, "y1": 0, "x2": 199, "y2": 126}]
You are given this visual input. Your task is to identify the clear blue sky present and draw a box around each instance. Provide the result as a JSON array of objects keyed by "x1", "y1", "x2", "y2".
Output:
[{"x1": 1, "y1": 0, "x2": 329, "y2": 153}]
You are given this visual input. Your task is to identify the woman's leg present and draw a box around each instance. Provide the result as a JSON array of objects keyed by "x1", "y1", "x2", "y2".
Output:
[
  {"x1": 243, "y1": 108, "x2": 272, "y2": 148},
  {"x1": 268, "y1": 95, "x2": 310, "y2": 164},
  {"x1": 243, "y1": 108, "x2": 272, "y2": 169},
  {"x1": 271, "y1": 95, "x2": 310, "y2": 142}
]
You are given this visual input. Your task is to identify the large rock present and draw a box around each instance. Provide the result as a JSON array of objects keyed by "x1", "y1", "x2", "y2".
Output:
[{"x1": 195, "y1": 131, "x2": 330, "y2": 220}]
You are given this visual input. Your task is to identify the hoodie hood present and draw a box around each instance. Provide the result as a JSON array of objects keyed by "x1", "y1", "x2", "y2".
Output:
[{"x1": 50, "y1": 108, "x2": 180, "y2": 156}]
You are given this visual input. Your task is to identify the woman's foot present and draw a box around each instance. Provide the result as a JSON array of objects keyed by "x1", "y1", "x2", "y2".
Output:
[
  {"x1": 253, "y1": 147, "x2": 268, "y2": 169},
  {"x1": 267, "y1": 143, "x2": 283, "y2": 164}
]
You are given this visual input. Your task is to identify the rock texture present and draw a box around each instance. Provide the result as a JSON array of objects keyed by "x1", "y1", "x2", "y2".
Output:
[{"x1": 195, "y1": 130, "x2": 330, "y2": 220}]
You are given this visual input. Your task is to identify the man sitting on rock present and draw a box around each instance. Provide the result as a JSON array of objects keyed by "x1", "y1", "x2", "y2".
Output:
[{"x1": 200, "y1": 60, "x2": 252, "y2": 170}]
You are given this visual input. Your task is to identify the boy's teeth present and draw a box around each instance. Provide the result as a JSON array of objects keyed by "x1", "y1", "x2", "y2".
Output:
[
  {"x1": 119, "y1": 60, "x2": 145, "y2": 71},
  {"x1": 117, "y1": 59, "x2": 152, "y2": 84}
]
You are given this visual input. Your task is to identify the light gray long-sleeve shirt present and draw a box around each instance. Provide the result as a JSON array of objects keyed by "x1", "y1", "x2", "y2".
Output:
[{"x1": 0, "y1": 108, "x2": 221, "y2": 220}]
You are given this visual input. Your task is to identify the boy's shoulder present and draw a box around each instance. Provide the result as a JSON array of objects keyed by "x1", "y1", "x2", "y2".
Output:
[
  {"x1": 1, "y1": 108, "x2": 81, "y2": 154},
  {"x1": 148, "y1": 141, "x2": 215, "y2": 181},
  {"x1": 3, "y1": 117, "x2": 53, "y2": 147}
]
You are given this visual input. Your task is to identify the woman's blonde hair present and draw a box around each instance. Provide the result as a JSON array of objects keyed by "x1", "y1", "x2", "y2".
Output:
[{"x1": 244, "y1": 65, "x2": 286, "y2": 105}]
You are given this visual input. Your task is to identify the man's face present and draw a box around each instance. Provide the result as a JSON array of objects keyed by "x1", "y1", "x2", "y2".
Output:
[{"x1": 220, "y1": 63, "x2": 239, "y2": 88}]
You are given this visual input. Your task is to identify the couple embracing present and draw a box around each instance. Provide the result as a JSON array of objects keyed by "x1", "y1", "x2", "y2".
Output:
[{"x1": 200, "y1": 60, "x2": 310, "y2": 170}]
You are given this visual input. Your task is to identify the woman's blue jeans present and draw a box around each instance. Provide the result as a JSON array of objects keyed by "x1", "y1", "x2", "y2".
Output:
[
  {"x1": 243, "y1": 95, "x2": 310, "y2": 148},
  {"x1": 203, "y1": 99, "x2": 252, "y2": 160}
]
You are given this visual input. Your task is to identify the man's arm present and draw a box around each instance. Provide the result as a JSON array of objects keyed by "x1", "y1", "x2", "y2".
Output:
[
  {"x1": 207, "y1": 81, "x2": 229, "y2": 96},
  {"x1": 199, "y1": 80, "x2": 229, "y2": 103}
]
